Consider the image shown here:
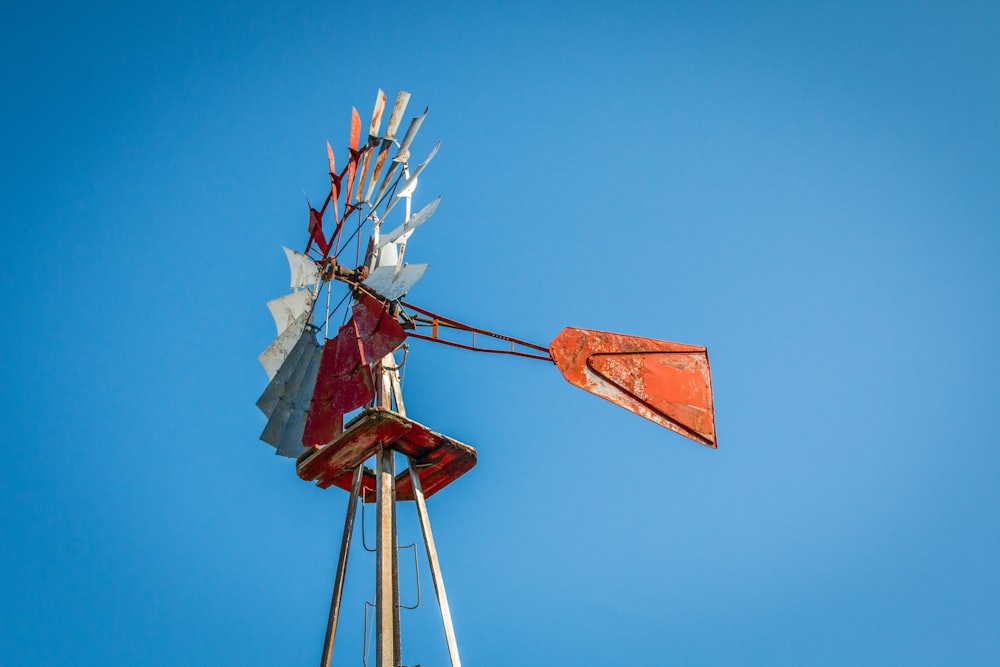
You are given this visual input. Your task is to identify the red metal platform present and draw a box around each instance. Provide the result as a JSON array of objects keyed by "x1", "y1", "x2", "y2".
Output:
[{"x1": 297, "y1": 408, "x2": 477, "y2": 502}]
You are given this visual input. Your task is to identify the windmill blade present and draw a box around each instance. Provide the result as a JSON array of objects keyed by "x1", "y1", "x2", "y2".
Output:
[
  {"x1": 379, "y1": 142, "x2": 441, "y2": 221},
  {"x1": 256, "y1": 325, "x2": 315, "y2": 417},
  {"x1": 260, "y1": 329, "x2": 323, "y2": 458},
  {"x1": 395, "y1": 141, "x2": 440, "y2": 199},
  {"x1": 303, "y1": 320, "x2": 376, "y2": 448},
  {"x1": 274, "y1": 337, "x2": 323, "y2": 457},
  {"x1": 370, "y1": 161, "x2": 401, "y2": 213},
  {"x1": 363, "y1": 263, "x2": 428, "y2": 301},
  {"x1": 365, "y1": 91, "x2": 410, "y2": 204},
  {"x1": 343, "y1": 107, "x2": 362, "y2": 207},
  {"x1": 393, "y1": 107, "x2": 428, "y2": 163},
  {"x1": 282, "y1": 247, "x2": 320, "y2": 288},
  {"x1": 307, "y1": 207, "x2": 330, "y2": 255},
  {"x1": 258, "y1": 311, "x2": 312, "y2": 379},
  {"x1": 378, "y1": 196, "x2": 440, "y2": 249},
  {"x1": 326, "y1": 142, "x2": 341, "y2": 227},
  {"x1": 355, "y1": 89, "x2": 387, "y2": 204},
  {"x1": 265, "y1": 289, "x2": 314, "y2": 336},
  {"x1": 549, "y1": 328, "x2": 717, "y2": 448},
  {"x1": 352, "y1": 293, "x2": 407, "y2": 361}
]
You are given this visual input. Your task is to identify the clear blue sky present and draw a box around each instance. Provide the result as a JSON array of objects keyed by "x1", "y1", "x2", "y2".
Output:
[{"x1": 2, "y1": 2, "x2": 999, "y2": 665}]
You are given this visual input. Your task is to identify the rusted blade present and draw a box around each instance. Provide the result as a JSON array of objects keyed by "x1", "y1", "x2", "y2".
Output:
[
  {"x1": 365, "y1": 91, "x2": 410, "y2": 203},
  {"x1": 355, "y1": 89, "x2": 387, "y2": 204},
  {"x1": 302, "y1": 320, "x2": 375, "y2": 447},
  {"x1": 352, "y1": 293, "x2": 407, "y2": 360},
  {"x1": 308, "y1": 207, "x2": 329, "y2": 255},
  {"x1": 549, "y1": 328, "x2": 717, "y2": 447},
  {"x1": 343, "y1": 107, "x2": 362, "y2": 207},
  {"x1": 326, "y1": 142, "x2": 341, "y2": 227},
  {"x1": 367, "y1": 88, "x2": 387, "y2": 142}
]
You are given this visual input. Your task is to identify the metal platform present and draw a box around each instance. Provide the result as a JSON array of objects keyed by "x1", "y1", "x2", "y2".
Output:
[{"x1": 296, "y1": 408, "x2": 477, "y2": 502}]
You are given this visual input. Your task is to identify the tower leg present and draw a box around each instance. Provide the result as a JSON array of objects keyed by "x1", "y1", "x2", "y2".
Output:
[
  {"x1": 319, "y1": 464, "x2": 363, "y2": 667},
  {"x1": 407, "y1": 456, "x2": 462, "y2": 667},
  {"x1": 376, "y1": 447, "x2": 399, "y2": 667}
]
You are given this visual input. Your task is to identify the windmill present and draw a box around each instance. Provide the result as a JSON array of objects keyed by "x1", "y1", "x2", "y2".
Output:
[{"x1": 256, "y1": 90, "x2": 717, "y2": 667}]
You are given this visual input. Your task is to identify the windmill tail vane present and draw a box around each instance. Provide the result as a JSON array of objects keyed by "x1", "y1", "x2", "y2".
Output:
[{"x1": 254, "y1": 89, "x2": 718, "y2": 667}]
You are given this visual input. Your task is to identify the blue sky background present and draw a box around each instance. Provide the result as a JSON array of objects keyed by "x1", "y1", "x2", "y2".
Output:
[{"x1": 2, "y1": 1, "x2": 999, "y2": 665}]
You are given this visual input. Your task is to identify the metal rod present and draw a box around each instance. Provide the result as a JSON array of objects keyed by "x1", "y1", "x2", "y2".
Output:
[
  {"x1": 319, "y1": 464, "x2": 363, "y2": 667},
  {"x1": 407, "y1": 456, "x2": 462, "y2": 667},
  {"x1": 375, "y1": 446, "x2": 397, "y2": 667}
]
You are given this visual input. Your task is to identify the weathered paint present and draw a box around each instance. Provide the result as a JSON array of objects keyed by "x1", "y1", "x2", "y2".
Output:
[
  {"x1": 265, "y1": 289, "x2": 314, "y2": 336},
  {"x1": 281, "y1": 246, "x2": 320, "y2": 289},
  {"x1": 365, "y1": 91, "x2": 410, "y2": 204},
  {"x1": 302, "y1": 321, "x2": 374, "y2": 447},
  {"x1": 259, "y1": 328, "x2": 323, "y2": 457},
  {"x1": 257, "y1": 311, "x2": 312, "y2": 379},
  {"x1": 352, "y1": 293, "x2": 407, "y2": 361},
  {"x1": 549, "y1": 327, "x2": 717, "y2": 447},
  {"x1": 308, "y1": 207, "x2": 329, "y2": 255},
  {"x1": 297, "y1": 409, "x2": 477, "y2": 501}
]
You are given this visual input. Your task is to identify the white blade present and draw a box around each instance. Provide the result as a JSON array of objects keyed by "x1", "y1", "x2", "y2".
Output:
[
  {"x1": 361, "y1": 263, "x2": 429, "y2": 301},
  {"x1": 378, "y1": 196, "x2": 441, "y2": 249},
  {"x1": 282, "y1": 246, "x2": 320, "y2": 289},
  {"x1": 379, "y1": 142, "x2": 441, "y2": 220},
  {"x1": 258, "y1": 311, "x2": 310, "y2": 379},
  {"x1": 260, "y1": 332, "x2": 323, "y2": 458},
  {"x1": 393, "y1": 107, "x2": 428, "y2": 163},
  {"x1": 256, "y1": 327, "x2": 315, "y2": 417},
  {"x1": 384, "y1": 263, "x2": 428, "y2": 300},
  {"x1": 266, "y1": 290, "x2": 314, "y2": 336},
  {"x1": 374, "y1": 241, "x2": 399, "y2": 269},
  {"x1": 362, "y1": 265, "x2": 397, "y2": 297},
  {"x1": 395, "y1": 141, "x2": 440, "y2": 199}
]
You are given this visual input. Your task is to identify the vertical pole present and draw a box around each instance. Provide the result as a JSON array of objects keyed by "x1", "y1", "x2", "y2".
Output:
[
  {"x1": 375, "y1": 447, "x2": 397, "y2": 667},
  {"x1": 319, "y1": 465, "x2": 363, "y2": 667},
  {"x1": 407, "y1": 457, "x2": 462, "y2": 667}
]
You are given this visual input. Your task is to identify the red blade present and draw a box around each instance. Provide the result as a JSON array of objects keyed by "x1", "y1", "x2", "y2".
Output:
[
  {"x1": 549, "y1": 328, "x2": 717, "y2": 447},
  {"x1": 352, "y1": 293, "x2": 406, "y2": 361},
  {"x1": 307, "y1": 207, "x2": 329, "y2": 255},
  {"x1": 343, "y1": 107, "x2": 362, "y2": 207},
  {"x1": 302, "y1": 320, "x2": 374, "y2": 447},
  {"x1": 326, "y1": 142, "x2": 340, "y2": 227}
]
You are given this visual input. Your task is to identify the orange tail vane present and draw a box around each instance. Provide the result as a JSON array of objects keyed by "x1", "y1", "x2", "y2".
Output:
[{"x1": 549, "y1": 328, "x2": 717, "y2": 448}]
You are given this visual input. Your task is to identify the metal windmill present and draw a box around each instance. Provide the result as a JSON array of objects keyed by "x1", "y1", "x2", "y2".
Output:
[{"x1": 256, "y1": 90, "x2": 717, "y2": 667}]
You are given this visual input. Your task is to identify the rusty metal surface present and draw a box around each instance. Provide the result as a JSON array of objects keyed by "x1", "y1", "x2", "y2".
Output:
[
  {"x1": 354, "y1": 90, "x2": 387, "y2": 205},
  {"x1": 549, "y1": 327, "x2": 717, "y2": 447},
  {"x1": 401, "y1": 300, "x2": 552, "y2": 360},
  {"x1": 343, "y1": 108, "x2": 362, "y2": 207},
  {"x1": 297, "y1": 409, "x2": 477, "y2": 501},
  {"x1": 302, "y1": 321, "x2": 374, "y2": 448},
  {"x1": 365, "y1": 91, "x2": 410, "y2": 204},
  {"x1": 352, "y1": 294, "x2": 407, "y2": 361}
]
